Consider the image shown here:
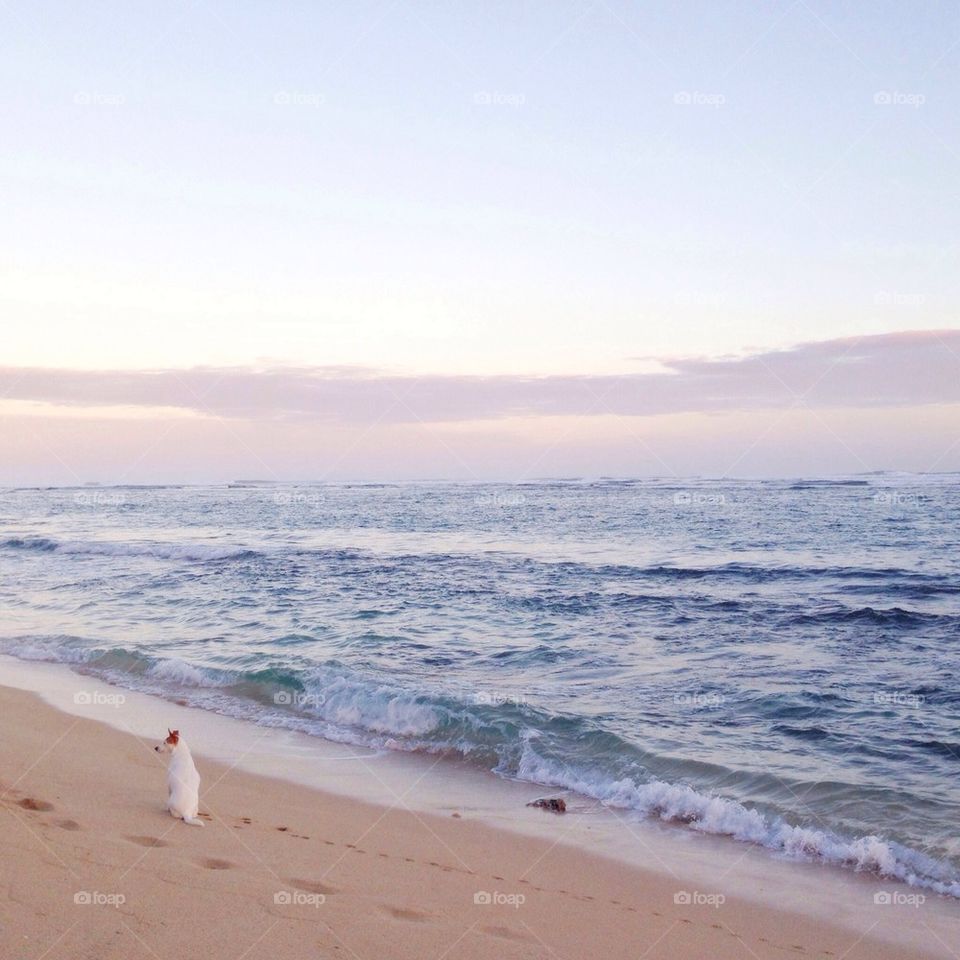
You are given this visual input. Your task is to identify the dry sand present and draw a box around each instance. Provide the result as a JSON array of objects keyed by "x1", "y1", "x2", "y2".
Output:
[{"x1": 1, "y1": 683, "x2": 955, "y2": 960}]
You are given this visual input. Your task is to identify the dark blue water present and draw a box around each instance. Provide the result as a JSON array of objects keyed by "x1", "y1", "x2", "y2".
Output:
[{"x1": 1, "y1": 477, "x2": 958, "y2": 894}]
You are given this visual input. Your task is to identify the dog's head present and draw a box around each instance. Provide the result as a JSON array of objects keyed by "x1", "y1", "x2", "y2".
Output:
[{"x1": 154, "y1": 729, "x2": 180, "y2": 753}]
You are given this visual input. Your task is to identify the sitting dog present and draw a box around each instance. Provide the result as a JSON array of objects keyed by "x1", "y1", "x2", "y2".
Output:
[{"x1": 154, "y1": 729, "x2": 204, "y2": 826}]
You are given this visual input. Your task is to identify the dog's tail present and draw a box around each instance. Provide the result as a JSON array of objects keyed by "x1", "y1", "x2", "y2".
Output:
[{"x1": 183, "y1": 815, "x2": 205, "y2": 827}]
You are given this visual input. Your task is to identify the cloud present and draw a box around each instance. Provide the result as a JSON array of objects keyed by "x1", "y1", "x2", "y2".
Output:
[{"x1": 1, "y1": 330, "x2": 958, "y2": 424}]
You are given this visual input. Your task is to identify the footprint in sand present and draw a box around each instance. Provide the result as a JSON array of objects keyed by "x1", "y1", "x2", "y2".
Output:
[
  {"x1": 288, "y1": 879, "x2": 338, "y2": 896},
  {"x1": 199, "y1": 858, "x2": 234, "y2": 870},
  {"x1": 57, "y1": 819, "x2": 82, "y2": 831},
  {"x1": 380, "y1": 905, "x2": 430, "y2": 922},
  {"x1": 18, "y1": 798, "x2": 54, "y2": 812},
  {"x1": 126, "y1": 835, "x2": 169, "y2": 848}
]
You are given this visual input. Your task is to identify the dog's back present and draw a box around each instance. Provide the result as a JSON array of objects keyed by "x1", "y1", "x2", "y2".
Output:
[{"x1": 155, "y1": 729, "x2": 204, "y2": 826}]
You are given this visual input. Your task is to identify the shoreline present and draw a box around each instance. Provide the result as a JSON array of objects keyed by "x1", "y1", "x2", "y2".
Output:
[
  {"x1": 1, "y1": 660, "x2": 957, "y2": 959},
  {"x1": 3, "y1": 645, "x2": 957, "y2": 903}
]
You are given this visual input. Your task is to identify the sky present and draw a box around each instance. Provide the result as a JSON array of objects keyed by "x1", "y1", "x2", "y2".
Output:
[{"x1": 2, "y1": 1, "x2": 959, "y2": 482}]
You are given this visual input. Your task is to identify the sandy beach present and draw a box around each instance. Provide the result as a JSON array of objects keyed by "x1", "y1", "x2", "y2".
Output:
[
  {"x1": 1, "y1": 679, "x2": 955, "y2": 960},
  {"x1": 4, "y1": 0, "x2": 959, "y2": 955}
]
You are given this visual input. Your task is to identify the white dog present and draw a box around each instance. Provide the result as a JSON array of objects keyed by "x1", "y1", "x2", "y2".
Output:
[{"x1": 154, "y1": 729, "x2": 204, "y2": 826}]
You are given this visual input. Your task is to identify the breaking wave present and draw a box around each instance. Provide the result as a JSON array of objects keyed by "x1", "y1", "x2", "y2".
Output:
[
  {"x1": 2, "y1": 635, "x2": 957, "y2": 899},
  {"x1": 1, "y1": 536, "x2": 257, "y2": 562}
]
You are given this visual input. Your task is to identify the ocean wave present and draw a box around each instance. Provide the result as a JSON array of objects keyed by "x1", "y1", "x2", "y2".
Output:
[
  {"x1": 904, "y1": 739, "x2": 960, "y2": 761},
  {"x1": 787, "y1": 605, "x2": 945, "y2": 627},
  {"x1": 1, "y1": 637, "x2": 958, "y2": 899},
  {"x1": 1, "y1": 536, "x2": 257, "y2": 562},
  {"x1": 0, "y1": 634, "x2": 97, "y2": 664},
  {"x1": 789, "y1": 479, "x2": 870, "y2": 489},
  {"x1": 2, "y1": 534, "x2": 950, "y2": 606},
  {"x1": 513, "y1": 742, "x2": 960, "y2": 898},
  {"x1": 596, "y1": 560, "x2": 940, "y2": 585},
  {"x1": 147, "y1": 657, "x2": 232, "y2": 687}
]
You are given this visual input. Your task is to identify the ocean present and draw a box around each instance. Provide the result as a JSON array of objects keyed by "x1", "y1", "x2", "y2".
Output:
[{"x1": 1, "y1": 476, "x2": 958, "y2": 896}]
